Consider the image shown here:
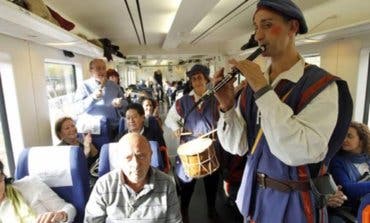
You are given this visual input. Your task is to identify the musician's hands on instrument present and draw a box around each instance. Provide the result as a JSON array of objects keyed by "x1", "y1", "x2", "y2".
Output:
[
  {"x1": 213, "y1": 68, "x2": 235, "y2": 111},
  {"x1": 234, "y1": 79, "x2": 248, "y2": 94},
  {"x1": 112, "y1": 97, "x2": 123, "y2": 108},
  {"x1": 229, "y1": 58, "x2": 268, "y2": 92},
  {"x1": 174, "y1": 128, "x2": 182, "y2": 138}
]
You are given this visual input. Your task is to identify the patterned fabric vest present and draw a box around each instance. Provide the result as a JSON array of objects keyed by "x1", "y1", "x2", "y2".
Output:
[
  {"x1": 176, "y1": 94, "x2": 219, "y2": 143},
  {"x1": 236, "y1": 65, "x2": 353, "y2": 223}
]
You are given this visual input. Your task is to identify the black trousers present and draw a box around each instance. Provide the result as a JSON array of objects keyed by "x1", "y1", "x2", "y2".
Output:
[{"x1": 178, "y1": 170, "x2": 219, "y2": 210}]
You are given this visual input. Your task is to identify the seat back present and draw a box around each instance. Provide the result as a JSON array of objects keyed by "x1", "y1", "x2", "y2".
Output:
[
  {"x1": 15, "y1": 146, "x2": 90, "y2": 223},
  {"x1": 358, "y1": 193, "x2": 370, "y2": 223},
  {"x1": 118, "y1": 117, "x2": 126, "y2": 135},
  {"x1": 98, "y1": 141, "x2": 164, "y2": 177}
]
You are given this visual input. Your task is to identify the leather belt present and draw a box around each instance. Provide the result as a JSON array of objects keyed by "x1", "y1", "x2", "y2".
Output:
[{"x1": 256, "y1": 172, "x2": 311, "y2": 192}]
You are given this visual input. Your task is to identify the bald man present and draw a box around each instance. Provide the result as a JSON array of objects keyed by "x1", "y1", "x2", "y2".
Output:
[{"x1": 84, "y1": 133, "x2": 182, "y2": 223}]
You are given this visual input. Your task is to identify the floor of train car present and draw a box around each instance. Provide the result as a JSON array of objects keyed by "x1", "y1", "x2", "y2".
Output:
[
  {"x1": 183, "y1": 176, "x2": 243, "y2": 223},
  {"x1": 159, "y1": 97, "x2": 243, "y2": 223}
]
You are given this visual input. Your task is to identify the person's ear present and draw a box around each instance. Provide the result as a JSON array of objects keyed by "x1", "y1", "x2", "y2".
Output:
[{"x1": 288, "y1": 20, "x2": 299, "y2": 37}]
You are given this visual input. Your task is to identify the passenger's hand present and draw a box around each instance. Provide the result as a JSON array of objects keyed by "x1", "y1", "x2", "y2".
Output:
[
  {"x1": 36, "y1": 211, "x2": 67, "y2": 223},
  {"x1": 83, "y1": 132, "x2": 98, "y2": 157},
  {"x1": 213, "y1": 68, "x2": 235, "y2": 111},
  {"x1": 83, "y1": 132, "x2": 92, "y2": 156},
  {"x1": 153, "y1": 107, "x2": 159, "y2": 117},
  {"x1": 327, "y1": 186, "x2": 347, "y2": 208},
  {"x1": 112, "y1": 97, "x2": 123, "y2": 108},
  {"x1": 83, "y1": 132, "x2": 93, "y2": 145},
  {"x1": 229, "y1": 58, "x2": 267, "y2": 92},
  {"x1": 92, "y1": 88, "x2": 103, "y2": 100}
]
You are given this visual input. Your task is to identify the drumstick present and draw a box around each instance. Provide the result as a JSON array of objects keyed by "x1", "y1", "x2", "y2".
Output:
[
  {"x1": 180, "y1": 132, "x2": 193, "y2": 136},
  {"x1": 198, "y1": 129, "x2": 217, "y2": 139}
]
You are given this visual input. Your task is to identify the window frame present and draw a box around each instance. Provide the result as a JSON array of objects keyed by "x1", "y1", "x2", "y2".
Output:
[
  {"x1": 0, "y1": 74, "x2": 15, "y2": 175},
  {"x1": 363, "y1": 53, "x2": 370, "y2": 124}
]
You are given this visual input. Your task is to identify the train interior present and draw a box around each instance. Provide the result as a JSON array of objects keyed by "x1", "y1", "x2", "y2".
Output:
[{"x1": 1, "y1": 0, "x2": 370, "y2": 222}]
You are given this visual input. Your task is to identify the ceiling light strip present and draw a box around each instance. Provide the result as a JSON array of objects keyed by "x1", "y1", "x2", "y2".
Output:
[
  {"x1": 124, "y1": 0, "x2": 142, "y2": 45},
  {"x1": 190, "y1": 0, "x2": 251, "y2": 44},
  {"x1": 194, "y1": 0, "x2": 257, "y2": 44},
  {"x1": 136, "y1": 0, "x2": 146, "y2": 45}
]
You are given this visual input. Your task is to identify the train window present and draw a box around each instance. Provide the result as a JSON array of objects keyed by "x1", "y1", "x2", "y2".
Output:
[
  {"x1": 44, "y1": 62, "x2": 77, "y2": 143},
  {"x1": 0, "y1": 75, "x2": 13, "y2": 176},
  {"x1": 304, "y1": 54, "x2": 321, "y2": 67},
  {"x1": 45, "y1": 62, "x2": 77, "y2": 99},
  {"x1": 124, "y1": 67, "x2": 137, "y2": 86}
]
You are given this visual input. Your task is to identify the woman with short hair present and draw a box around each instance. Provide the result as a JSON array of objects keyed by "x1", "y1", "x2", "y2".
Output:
[{"x1": 55, "y1": 116, "x2": 99, "y2": 169}]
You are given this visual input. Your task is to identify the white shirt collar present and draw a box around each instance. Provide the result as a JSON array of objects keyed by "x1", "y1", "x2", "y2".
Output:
[
  {"x1": 189, "y1": 90, "x2": 202, "y2": 102},
  {"x1": 128, "y1": 126, "x2": 145, "y2": 135},
  {"x1": 264, "y1": 55, "x2": 306, "y2": 87}
]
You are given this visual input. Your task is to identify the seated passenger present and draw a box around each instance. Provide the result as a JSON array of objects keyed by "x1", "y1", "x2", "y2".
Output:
[
  {"x1": 115, "y1": 103, "x2": 170, "y2": 173},
  {"x1": 55, "y1": 116, "x2": 99, "y2": 169},
  {"x1": 329, "y1": 121, "x2": 370, "y2": 215},
  {"x1": 139, "y1": 96, "x2": 162, "y2": 127},
  {"x1": 0, "y1": 160, "x2": 76, "y2": 222},
  {"x1": 84, "y1": 133, "x2": 182, "y2": 223}
]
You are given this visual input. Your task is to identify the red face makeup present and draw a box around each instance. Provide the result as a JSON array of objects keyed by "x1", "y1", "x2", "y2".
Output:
[{"x1": 270, "y1": 24, "x2": 282, "y2": 36}]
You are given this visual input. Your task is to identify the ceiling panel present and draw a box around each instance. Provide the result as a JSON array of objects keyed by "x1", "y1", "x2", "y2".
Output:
[{"x1": 44, "y1": 0, "x2": 370, "y2": 62}]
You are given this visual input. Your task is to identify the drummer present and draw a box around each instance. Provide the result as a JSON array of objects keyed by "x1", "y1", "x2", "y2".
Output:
[{"x1": 165, "y1": 64, "x2": 222, "y2": 222}]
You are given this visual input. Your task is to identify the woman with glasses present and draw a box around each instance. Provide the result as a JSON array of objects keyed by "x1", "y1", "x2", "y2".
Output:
[{"x1": 0, "y1": 160, "x2": 76, "y2": 222}]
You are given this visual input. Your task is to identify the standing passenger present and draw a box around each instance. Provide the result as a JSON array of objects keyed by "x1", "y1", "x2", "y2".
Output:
[
  {"x1": 74, "y1": 59, "x2": 128, "y2": 145},
  {"x1": 213, "y1": 0, "x2": 353, "y2": 222},
  {"x1": 165, "y1": 64, "x2": 221, "y2": 222}
]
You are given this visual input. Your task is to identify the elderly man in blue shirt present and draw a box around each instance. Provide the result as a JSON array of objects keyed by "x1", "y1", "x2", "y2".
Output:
[{"x1": 74, "y1": 59, "x2": 128, "y2": 145}]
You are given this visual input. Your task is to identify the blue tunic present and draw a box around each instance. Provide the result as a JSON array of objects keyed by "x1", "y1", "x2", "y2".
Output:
[
  {"x1": 237, "y1": 65, "x2": 352, "y2": 223},
  {"x1": 176, "y1": 94, "x2": 219, "y2": 143}
]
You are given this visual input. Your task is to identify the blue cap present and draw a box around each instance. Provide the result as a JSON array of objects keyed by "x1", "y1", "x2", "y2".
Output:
[
  {"x1": 257, "y1": 0, "x2": 308, "y2": 34},
  {"x1": 186, "y1": 64, "x2": 210, "y2": 80}
]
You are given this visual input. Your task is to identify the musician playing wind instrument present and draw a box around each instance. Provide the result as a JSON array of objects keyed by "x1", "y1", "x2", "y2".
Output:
[
  {"x1": 213, "y1": 0, "x2": 353, "y2": 222},
  {"x1": 165, "y1": 64, "x2": 222, "y2": 222}
]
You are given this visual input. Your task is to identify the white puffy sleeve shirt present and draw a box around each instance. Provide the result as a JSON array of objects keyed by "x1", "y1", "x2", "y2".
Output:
[{"x1": 217, "y1": 58, "x2": 339, "y2": 166}]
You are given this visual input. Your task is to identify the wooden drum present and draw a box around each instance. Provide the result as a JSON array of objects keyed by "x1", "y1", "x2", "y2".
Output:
[{"x1": 177, "y1": 138, "x2": 219, "y2": 178}]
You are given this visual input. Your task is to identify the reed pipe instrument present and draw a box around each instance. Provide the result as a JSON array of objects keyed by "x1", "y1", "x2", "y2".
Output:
[{"x1": 179, "y1": 46, "x2": 265, "y2": 128}]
